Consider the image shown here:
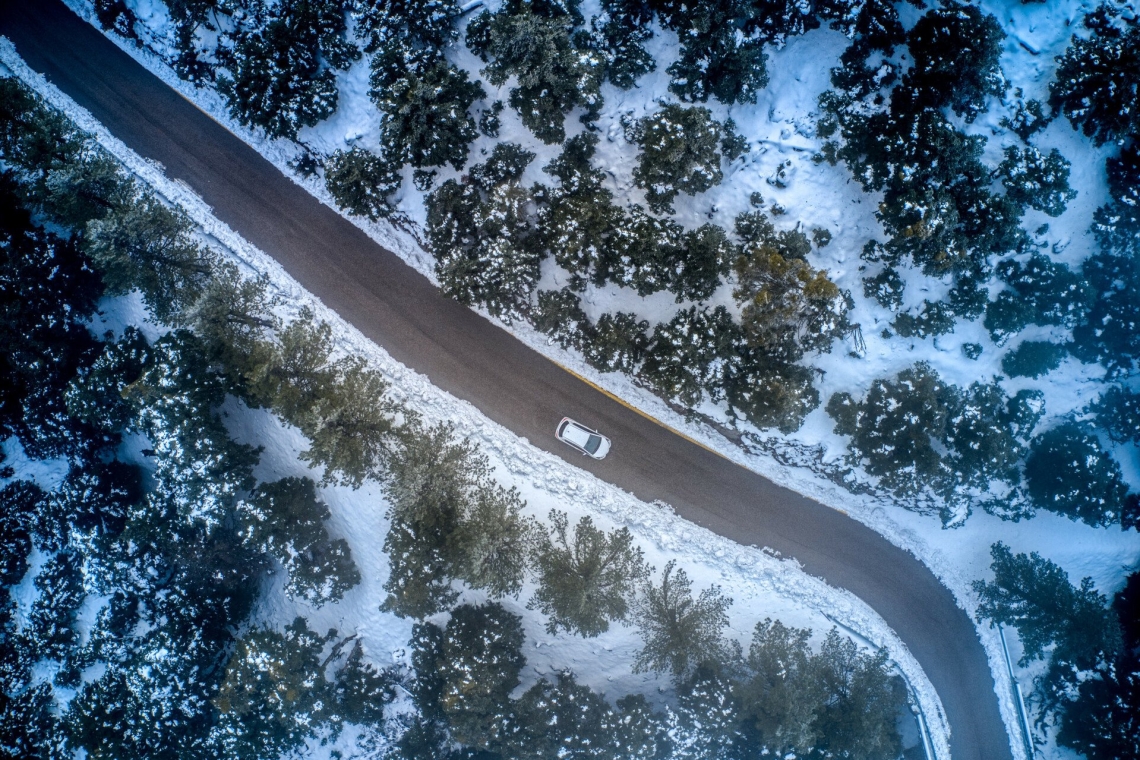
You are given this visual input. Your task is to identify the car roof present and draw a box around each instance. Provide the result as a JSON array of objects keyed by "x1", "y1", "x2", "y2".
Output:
[{"x1": 562, "y1": 421, "x2": 593, "y2": 447}]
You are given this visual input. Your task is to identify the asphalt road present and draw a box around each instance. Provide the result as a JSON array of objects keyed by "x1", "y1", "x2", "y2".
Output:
[{"x1": 0, "y1": 3, "x2": 1014, "y2": 758}]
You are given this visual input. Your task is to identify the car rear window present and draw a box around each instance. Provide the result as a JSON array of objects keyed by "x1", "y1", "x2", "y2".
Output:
[{"x1": 584, "y1": 435, "x2": 601, "y2": 454}]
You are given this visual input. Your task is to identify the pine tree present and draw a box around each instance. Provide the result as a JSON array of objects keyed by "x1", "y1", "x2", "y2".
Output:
[
  {"x1": 905, "y1": 1, "x2": 1005, "y2": 121},
  {"x1": 739, "y1": 619, "x2": 825, "y2": 755},
  {"x1": 84, "y1": 191, "x2": 218, "y2": 323},
  {"x1": 181, "y1": 262, "x2": 279, "y2": 383},
  {"x1": 984, "y1": 253, "x2": 1093, "y2": 345},
  {"x1": 32, "y1": 147, "x2": 132, "y2": 230},
  {"x1": 1001, "y1": 340, "x2": 1067, "y2": 379},
  {"x1": 467, "y1": 1, "x2": 604, "y2": 143},
  {"x1": 1092, "y1": 386, "x2": 1140, "y2": 445},
  {"x1": 724, "y1": 352, "x2": 819, "y2": 434},
  {"x1": 812, "y1": 630, "x2": 906, "y2": 759},
  {"x1": 1024, "y1": 423, "x2": 1131, "y2": 528},
  {"x1": 331, "y1": 639, "x2": 398, "y2": 726},
  {"x1": 239, "y1": 477, "x2": 361, "y2": 606},
  {"x1": 1072, "y1": 219, "x2": 1140, "y2": 374},
  {"x1": 641, "y1": 306, "x2": 740, "y2": 407},
  {"x1": 533, "y1": 288, "x2": 590, "y2": 349},
  {"x1": 612, "y1": 694, "x2": 670, "y2": 760},
  {"x1": 64, "y1": 327, "x2": 150, "y2": 441},
  {"x1": 582, "y1": 312, "x2": 650, "y2": 374},
  {"x1": 218, "y1": 1, "x2": 357, "y2": 139},
  {"x1": 974, "y1": 543, "x2": 1123, "y2": 709},
  {"x1": 26, "y1": 549, "x2": 85, "y2": 662},
  {"x1": 0, "y1": 683, "x2": 64, "y2": 760},
  {"x1": 213, "y1": 617, "x2": 335, "y2": 757},
  {"x1": 370, "y1": 44, "x2": 484, "y2": 171},
  {"x1": 416, "y1": 603, "x2": 526, "y2": 749},
  {"x1": 504, "y1": 670, "x2": 619, "y2": 759},
  {"x1": 324, "y1": 147, "x2": 402, "y2": 220},
  {"x1": 997, "y1": 145, "x2": 1076, "y2": 217},
  {"x1": 529, "y1": 510, "x2": 650, "y2": 637},
  {"x1": 629, "y1": 104, "x2": 724, "y2": 213},
  {"x1": 592, "y1": 0, "x2": 655, "y2": 89},
  {"x1": 633, "y1": 560, "x2": 733, "y2": 680},
  {"x1": 0, "y1": 481, "x2": 43, "y2": 586},
  {"x1": 248, "y1": 307, "x2": 340, "y2": 425},
  {"x1": 667, "y1": 668, "x2": 744, "y2": 760},
  {"x1": 1050, "y1": 5, "x2": 1140, "y2": 146},
  {"x1": 299, "y1": 358, "x2": 399, "y2": 487}
]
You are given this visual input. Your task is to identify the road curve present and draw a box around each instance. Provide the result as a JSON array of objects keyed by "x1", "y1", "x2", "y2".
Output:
[{"x1": 0, "y1": 3, "x2": 1012, "y2": 758}]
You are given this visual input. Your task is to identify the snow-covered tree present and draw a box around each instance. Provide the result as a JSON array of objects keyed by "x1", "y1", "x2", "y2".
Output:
[
  {"x1": 468, "y1": 1, "x2": 604, "y2": 143},
  {"x1": 1050, "y1": 5, "x2": 1140, "y2": 146},
  {"x1": 238, "y1": 477, "x2": 360, "y2": 606},
  {"x1": 324, "y1": 146, "x2": 402, "y2": 220},
  {"x1": 582, "y1": 311, "x2": 650, "y2": 375},
  {"x1": 1024, "y1": 423, "x2": 1131, "y2": 528},
  {"x1": 529, "y1": 510, "x2": 650, "y2": 637},
  {"x1": 633, "y1": 560, "x2": 733, "y2": 680},
  {"x1": 503, "y1": 670, "x2": 619, "y2": 759},
  {"x1": 739, "y1": 619, "x2": 826, "y2": 755},
  {"x1": 997, "y1": 145, "x2": 1076, "y2": 217},
  {"x1": 1092, "y1": 386, "x2": 1140, "y2": 445},
  {"x1": 629, "y1": 104, "x2": 725, "y2": 213},
  {"x1": 1001, "y1": 340, "x2": 1067, "y2": 379},
  {"x1": 667, "y1": 669, "x2": 743, "y2": 760},
  {"x1": 641, "y1": 306, "x2": 740, "y2": 407},
  {"x1": 984, "y1": 253, "x2": 1093, "y2": 345}
]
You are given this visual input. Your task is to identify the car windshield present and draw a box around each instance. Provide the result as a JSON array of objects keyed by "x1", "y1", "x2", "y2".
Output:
[{"x1": 584, "y1": 434, "x2": 602, "y2": 454}]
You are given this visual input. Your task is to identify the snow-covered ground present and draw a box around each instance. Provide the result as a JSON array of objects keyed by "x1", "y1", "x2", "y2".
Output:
[
  {"x1": 19, "y1": 1, "x2": 1140, "y2": 756},
  {"x1": 3, "y1": 38, "x2": 940, "y2": 760}
]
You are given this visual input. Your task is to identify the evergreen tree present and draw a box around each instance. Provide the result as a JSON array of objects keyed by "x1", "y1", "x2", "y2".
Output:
[
  {"x1": 667, "y1": 668, "x2": 743, "y2": 760},
  {"x1": 891, "y1": 300, "x2": 955, "y2": 339},
  {"x1": 633, "y1": 560, "x2": 733, "y2": 680},
  {"x1": 324, "y1": 147, "x2": 402, "y2": 220},
  {"x1": 592, "y1": 0, "x2": 656, "y2": 89},
  {"x1": 218, "y1": 0, "x2": 358, "y2": 139},
  {"x1": 1092, "y1": 386, "x2": 1140, "y2": 445},
  {"x1": 732, "y1": 211, "x2": 846, "y2": 361},
  {"x1": 356, "y1": 0, "x2": 459, "y2": 54},
  {"x1": 984, "y1": 253, "x2": 1093, "y2": 345},
  {"x1": 504, "y1": 670, "x2": 619, "y2": 759},
  {"x1": 181, "y1": 262, "x2": 279, "y2": 382},
  {"x1": 0, "y1": 481, "x2": 43, "y2": 586},
  {"x1": 739, "y1": 619, "x2": 826, "y2": 755},
  {"x1": 238, "y1": 477, "x2": 361, "y2": 606},
  {"x1": 1072, "y1": 218, "x2": 1140, "y2": 375},
  {"x1": 26, "y1": 549, "x2": 85, "y2": 662},
  {"x1": 331, "y1": 639, "x2": 398, "y2": 726},
  {"x1": 84, "y1": 191, "x2": 218, "y2": 323},
  {"x1": 468, "y1": 1, "x2": 604, "y2": 143},
  {"x1": 905, "y1": 1, "x2": 1006, "y2": 121},
  {"x1": 248, "y1": 307, "x2": 339, "y2": 424},
  {"x1": 65, "y1": 327, "x2": 150, "y2": 441},
  {"x1": 997, "y1": 145, "x2": 1076, "y2": 217},
  {"x1": 629, "y1": 104, "x2": 724, "y2": 213},
  {"x1": 724, "y1": 351, "x2": 819, "y2": 434},
  {"x1": 299, "y1": 357, "x2": 399, "y2": 487},
  {"x1": 534, "y1": 288, "x2": 590, "y2": 350},
  {"x1": 428, "y1": 144, "x2": 542, "y2": 322},
  {"x1": 414, "y1": 603, "x2": 526, "y2": 749},
  {"x1": 1050, "y1": 5, "x2": 1140, "y2": 146},
  {"x1": 32, "y1": 147, "x2": 133, "y2": 230},
  {"x1": 612, "y1": 694, "x2": 671, "y2": 760},
  {"x1": 213, "y1": 617, "x2": 335, "y2": 757},
  {"x1": 1024, "y1": 423, "x2": 1131, "y2": 528},
  {"x1": 37, "y1": 459, "x2": 140, "y2": 553},
  {"x1": 974, "y1": 543, "x2": 1123, "y2": 708},
  {"x1": 530, "y1": 510, "x2": 650, "y2": 637},
  {"x1": 641, "y1": 306, "x2": 740, "y2": 407},
  {"x1": 1001, "y1": 340, "x2": 1067, "y2": 379},
  {"x1": 582, "y1": 312, "x2": 650, "y2": 375},
  {"x1": 369, "y1": 43, "x2": 484, "y2": 171},
  {"x1": 826, "y1": 362, "x2": 958, "y2": 498},
  {"x1": 0, "y1": 682, "x2": 63, "y2": 760}
]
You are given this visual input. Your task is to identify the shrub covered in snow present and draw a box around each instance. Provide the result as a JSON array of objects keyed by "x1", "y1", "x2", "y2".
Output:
[{"x1": 628, "y1": 103, "x2": 726, "y2": 213}]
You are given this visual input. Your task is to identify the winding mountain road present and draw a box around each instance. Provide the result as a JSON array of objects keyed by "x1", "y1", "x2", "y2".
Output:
[{"x1": 0, "y1": 3, "x2": 1014, "y2": 758}]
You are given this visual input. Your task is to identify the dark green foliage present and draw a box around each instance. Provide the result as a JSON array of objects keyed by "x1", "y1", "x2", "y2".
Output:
[
  {"x1": 905, "y1": 1, "x2": 1006, "y2": 121},
  {"x1": 613, "y1": 694, "x2": 671, "y2": 760},
  {"x1": 182, "y1": 262, "x2": 279, "y2": 384},
  {"x1": 239, "y1": 477, "x2": 361, "y2": 606},
  {"x1": 633, "y1": 560, "x2": 732, "y2": 680},
  {"x1": 534, "y1": 288, "x2": 589, "y2": 349},
  {"x1": 583, "y1": 312, "x2": 650, "y2": 374},
  {"x1": 862, "y1": 267, "x2": 903, "y2": 311},
  {"x1": 413, "y1": 603, "x2": 526, "y2": 749},
  {"x1": 427, "y1": 144, "x2": 542, "y2": 322},
  {"x1": 63, "y1": 328, "x2": 149, "y2": 442},
  {"x1": 369, "y1": 44, "x2": 484, "y2": 171},
  {"x1": 84, "y1": 191, "x2": 218, "y2": 323},
  {"x1": 382, "y1": 424, "x2": 536, "y2": 618},
  {"x1": 356, "y1": 0, "x2": 458, "y2": 53},
  {"x1": 332, "y1": 639, "x2": 398, "y2": 726},
  {"x1": 530, "y1": 510, "x2": 650, "y2": 636},
  {"x1": 997, "y1": 145, "x2": 1076, "y2": 217},
  {"x1": 739, "y1": 619, "x2": 826, "y2": 754},
  {"x1": 984, "y1": 254, "x2": 1093, "y2": 345},
  {"x1": 1050, "y1": 5, "x2": 1140, "y2": 145},
  {"x1": 297, "y1": 357, "x2": 399, "y2": 487},
  {"x1": 596, "y1": 205, "x2": 682, "y2": 295},
  {"x1": 1094, "y1": 144, "x2": 1140, "y2": 254},
  {"x1": 1071, "y1": 233, "x2": 1140, "y2": 375},
  {"x1": 1092, "y1": 386, "x2": 1140, "y2": 444},
  {"x1": 0, "y1": 76, "x2": 84, "y2": 184},
  {"x1": 246, "y1": 307, "x2": 339, "y2": 424},
  {"x1": 641, "y1": 306, "x2": 740, "y2": 406},
  {"x1": 26, "y1": 550, "x2": 85, "y2": 661},
  {"x1": 891, "y1": 300, "x2": 955, "y2": 339},
  {"x1": 651, "y1": 0, "x2": 771, "y2": 104},
  {"x1": 218, "y1": 1, "x2": 357, "y2": 139},
  {"x1": 0, "y1": 481, "x2": 43, "y2": 585},
  {"x1": 468, "y1": 2, "x2": 604, "y2": 143},
  {"x1": 29, "y1": 147, "x2": 133, "y2": 231},
  {"x1": 0, "y1": 181, "x2": 104, "y2": 459},
  {"x1": 504, "y1": 671, "x2": 619, "y2": 759},
  {"x1": 480, "y1": 100, "x2": 505, "y2": 137},
  {"x1": 592, "y1": 0, "x2": 656, "y2": 88},
  {"x1": 962, "y1": 342, "x2": 983, "y2": 360},
  {"x1": 37, "y1": 460, "x2": 140, "y2": 553},
  {"x1": 629, "y1": 104, "x2": 724, "y2": 213},
  {"x1": 324, "y1": 147, "x2": 402, "y2": 220},
  {"x1": 724, "y1": 352, "x2": 820, "y2": 434},
  {"x1": 720, "y1": 118, "x2": 748, "y2": 161},
  {"x1": 1024, "y1": 424, "x2": 1131, "y2": 528},
  {"x1": 1001, "y1": 340, "x2": 1067, "y2": 379},
  {"x1": 974, "y1": 543, "x2": 1123, "y2": 711},
  {"x1": 826, "y1": 363, "x2": 955, "y2": 498},
  {"x1": 1001, "y1": 96, "x2": 1050, "y2": 141},
  {"x1": 733, "y1": 212, "x2": 846, "y2": 361},
  {"x1": 669, "y1": 669, "x2": 743, "y2": 759},
  {"x1": 213, "y1": 617, "x2": 335, "y2": 757}
]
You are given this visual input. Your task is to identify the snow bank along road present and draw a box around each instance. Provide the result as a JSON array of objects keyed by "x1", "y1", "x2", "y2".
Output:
[{"x1": 0, "y1": 3, "x2": 1013, "y2": 758}]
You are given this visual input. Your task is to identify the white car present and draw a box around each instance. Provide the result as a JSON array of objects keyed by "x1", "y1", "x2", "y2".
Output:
[{"x1": 556, "y1": 417, "x2": 612, "y2": 459}]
